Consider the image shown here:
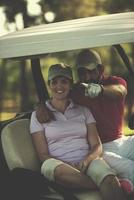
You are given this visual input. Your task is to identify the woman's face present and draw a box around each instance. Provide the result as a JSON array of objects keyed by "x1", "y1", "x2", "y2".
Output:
[{"x1": 49, "y1": 76, "x2": 72, "y2": 100}]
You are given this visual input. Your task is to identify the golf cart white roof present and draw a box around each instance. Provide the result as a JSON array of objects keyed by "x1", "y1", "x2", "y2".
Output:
[{"x1": 0, "y1": 12, "x2": 134, "y2": 59}]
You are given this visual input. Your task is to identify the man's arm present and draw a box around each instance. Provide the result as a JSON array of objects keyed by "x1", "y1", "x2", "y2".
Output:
[
  {"x1": 81, "y1": 83, "x2": 127, "y2": 100},
  {"x1": 35, "y1": 103, "x2": 55, "y2": 123},
  {"x1": 101, "y1": 84, "x2": 127, "y2": 99}
]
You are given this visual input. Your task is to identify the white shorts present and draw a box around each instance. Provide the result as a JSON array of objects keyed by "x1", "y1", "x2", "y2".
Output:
[{"x1": 103, "y1": 136, "x2": 134, "y2": 184}]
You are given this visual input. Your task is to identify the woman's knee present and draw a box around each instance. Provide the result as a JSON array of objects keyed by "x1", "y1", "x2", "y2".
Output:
[
  {"x1": 54, "y1": 164, "x2": 65, "y2": 181},
  {"x1": 102, "y1": 175, "x2": 119, "y2": 186},
  {"x1": 86, "y1": 158, "x2": 116, "y2": 187},
  {"x1": 41, "y1": 158, "x2": 64, "y2": 181},
  {"x1": 55, "y1": 163, "x2": 80, "y2": 182}
]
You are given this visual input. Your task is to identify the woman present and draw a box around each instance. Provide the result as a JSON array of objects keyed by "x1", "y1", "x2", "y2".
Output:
[{"x1": 30, "y1": 63, "x2": 126, "y2": 200}]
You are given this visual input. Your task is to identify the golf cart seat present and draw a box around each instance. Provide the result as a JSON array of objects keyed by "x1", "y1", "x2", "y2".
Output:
[{"x1": 1, "y1": 118, "x2": 102, "y2": 200}]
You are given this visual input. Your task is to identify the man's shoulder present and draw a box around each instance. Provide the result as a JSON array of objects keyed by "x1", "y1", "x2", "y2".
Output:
[
  {"x1": 71, "y1": 82, "x2": 84, "y2": 93},
  {"x1": 102, "y1": 75, "x2": 127, "y2": 87},
  {"x1": 72, "y1": 82, "x2": 80, "y2": 88}
]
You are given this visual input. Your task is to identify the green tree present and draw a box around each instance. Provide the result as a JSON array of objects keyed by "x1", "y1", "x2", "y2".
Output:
[
  {"x1": 41, "y1": 0, "x2": 102, "y2": 22},
  {"x1": 0, "y1": 0, "x2": 37, "y2": 113},
  {"x1": 104, "y1": 0, "x2": 134, "y2": 13}
]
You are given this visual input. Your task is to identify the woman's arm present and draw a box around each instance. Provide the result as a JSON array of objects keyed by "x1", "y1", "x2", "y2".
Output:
[
  {"x1": 86, "y1": 122, "x2": 102, "y2": 160},
  {"x1": 31, "y1": 131, "x2": 51, "y2": 162},
  {"x1": 78, "y1": 123, "x2": 102, "y2": 172}
]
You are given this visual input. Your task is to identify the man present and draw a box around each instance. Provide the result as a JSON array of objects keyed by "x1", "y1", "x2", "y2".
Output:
[
  {"x1": 72, "y1": 49, "x2": 127, "y2": 144},
  {"x1": 71, "y1": 49, "x2": 134, "y2": 192},
  {"x1": 36, "y1": 49, "x2": 134, "y2": 194}
]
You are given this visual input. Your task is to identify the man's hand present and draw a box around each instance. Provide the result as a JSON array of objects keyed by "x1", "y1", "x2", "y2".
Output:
[
  {"x1": 82, "y1": 83, "x2": 103, "y2": 98},
  {"x1": 35, "y1": 103, "x2": 54, "y2": 123}
]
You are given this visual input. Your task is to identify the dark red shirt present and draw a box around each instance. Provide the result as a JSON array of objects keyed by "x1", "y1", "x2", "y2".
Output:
[{"x1": 71, "y1": 76, "x2": 127, "y2": 143}]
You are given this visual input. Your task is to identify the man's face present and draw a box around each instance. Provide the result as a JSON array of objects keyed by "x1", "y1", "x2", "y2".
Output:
[{"x1": 78, "y1": 67, "x2": 101, "y2": 83}]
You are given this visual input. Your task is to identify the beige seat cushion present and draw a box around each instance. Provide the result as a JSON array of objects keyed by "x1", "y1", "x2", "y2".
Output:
[
  {"x1": 75, "y1": 191, "x2": 102, "y2": 200},
  {"x1": 1, "y1": 119, "x2": 40, "y2": 171},
  {"x1": 1, "y1": 118, "x2": 102, "y2": 200},
  {"x1": 44, "y1": 190, "x2": 102, "y2": 200}
]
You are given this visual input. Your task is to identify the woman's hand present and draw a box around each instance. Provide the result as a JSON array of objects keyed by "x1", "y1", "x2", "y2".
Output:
[
  {"x1": 71, "y1": 159, "x2": 90, "y2": 173},
  {"x1": 78, "y1": 160, "x2": 89, "y2": 173}
]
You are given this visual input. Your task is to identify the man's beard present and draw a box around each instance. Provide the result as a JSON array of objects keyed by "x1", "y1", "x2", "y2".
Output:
[{"x1": 86, "y1": 79, "x2": 99, "y2": 84}]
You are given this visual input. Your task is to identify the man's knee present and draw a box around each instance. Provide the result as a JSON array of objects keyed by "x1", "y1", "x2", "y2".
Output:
[{"x1": 101, "y1": 175, "x2": 119, "y2": 186}]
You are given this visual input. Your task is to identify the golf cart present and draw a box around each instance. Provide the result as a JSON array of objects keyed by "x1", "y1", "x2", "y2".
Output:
[{"x1": 0, "y1": 12, "x2": 134, "y2": 200}]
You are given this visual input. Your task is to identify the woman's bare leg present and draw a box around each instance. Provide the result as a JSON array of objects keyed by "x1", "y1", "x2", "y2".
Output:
[
  {"x1": 55, "y1": 164, "x2": 127, "y2": 200},
  {"x1": 54, "y1": 163, "x2": 97, "y2": 189},
  {"x1": 100, "y1": 175, "x2": 127, "y2": 200}
]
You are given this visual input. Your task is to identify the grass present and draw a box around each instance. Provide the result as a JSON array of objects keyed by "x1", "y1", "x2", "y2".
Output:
[
  {"x1": 0, "y1": 112, "x2": 16, "y2": 121},
  {"x1": 124, "y1": 125, "x2": 134, "y2": 136}
]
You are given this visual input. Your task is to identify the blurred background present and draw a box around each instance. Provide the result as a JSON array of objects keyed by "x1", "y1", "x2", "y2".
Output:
[{"x1": 0, "y1": 0, "x2": 134, "y2": 134}]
